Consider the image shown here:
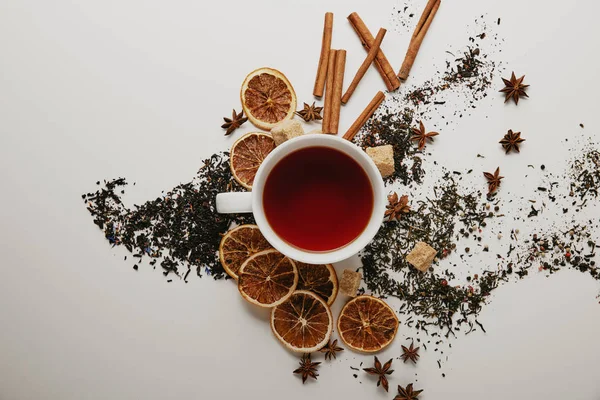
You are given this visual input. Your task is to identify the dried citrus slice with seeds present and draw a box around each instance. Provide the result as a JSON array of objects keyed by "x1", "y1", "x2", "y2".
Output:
[
  {"x1": 230, "y1": 132, "x2": 275, "y2": 190},
  {"x1": 337, "y1": 295, "x2": 398, "y2": 353},
  {"x1": 238, "y1": 249, "x2": 298, "y2": 307},
  {"x1": 296, "y1": 263, "x2": 338, "y2": 306},
  {"x1": 240, "y1": 67, "x2": 297, "y2": 130},
  {"x1": 219, "y1": 224, "x2": 272, "y2": 279},
  {"x1": 270, "y1": 290, "x2": 333, "y2": 353}
]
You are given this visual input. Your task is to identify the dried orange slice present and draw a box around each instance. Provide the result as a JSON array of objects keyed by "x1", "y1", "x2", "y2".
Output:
[
  {"x1": 219, "y1": 224, "x2": 272, "y2": 279},
  {"x1": 240, "y1": 67, "x2": 297, "y2": 131},
  {"x1": 238, "y1": 249, "x2": 298, "y2": 307},
  {"x1": 296, "y1": 263, "x2": 338, "y2": 306},
  {"x1": 230, "y1": 132, "x2": 275, "y2": 190},
  {"x1": 270, "y1": 290, "x2": 333, "y2": 353},
  {"x1": 337, "y1": 295, "x2": 398, "y2": 353}
]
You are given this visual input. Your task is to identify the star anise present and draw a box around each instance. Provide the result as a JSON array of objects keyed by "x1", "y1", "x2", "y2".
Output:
[
  {"x1": 483, "y1": 167, "x2": 504, "y2": 194},
  {"x1": 363, "y1": 356, "x2": 394, "y2": 392},
  {"x1": 221, "y1": 109, "x2": 248, "y2": 136},
  {"x1": 319, "y1": 339, "x2": 344, "y2": 361},
  {"x1": 295, "y1": 102, "x2": 323, "y2": 122},
  {"x1": 499, "y1": 129, "x2": 525, "y2": 154},
  {"x1": 499, "y1": 72, "x2": 529, "y2": 105},
  {"x1": 411, "y1": 121, "x2": 439, "y2": 150},
  {"x1": 394, "y1": 383, "x2": 423, "y2": 400},
  {"x1": 385, "y1": 193, "x2": 411, "y2": 221},
  {"x1": 293, "y1": 353, "x2": 320, "y2": 384},
  {"x1": 400, "y1": 342, "x2": 420, "y2": 364}
]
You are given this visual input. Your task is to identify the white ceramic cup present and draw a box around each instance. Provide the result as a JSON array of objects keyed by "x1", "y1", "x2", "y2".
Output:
[{"x1": 216, "y1": 134, "x2": 386, "y2": 264}]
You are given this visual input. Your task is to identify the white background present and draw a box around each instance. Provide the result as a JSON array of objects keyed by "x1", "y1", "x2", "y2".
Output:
[{"x1": 1, "y1": 0, "x2": 600, "y2": 399}]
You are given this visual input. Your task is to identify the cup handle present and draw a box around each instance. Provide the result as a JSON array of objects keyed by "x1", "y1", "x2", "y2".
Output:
[{"x1": 216, "y1": 192, "x2": 253, "y2": 214}]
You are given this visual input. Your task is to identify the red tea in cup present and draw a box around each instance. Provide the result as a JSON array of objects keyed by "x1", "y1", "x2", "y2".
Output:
[{"x1": 263, "y1": 146, "x2": 374, "y2": 252}]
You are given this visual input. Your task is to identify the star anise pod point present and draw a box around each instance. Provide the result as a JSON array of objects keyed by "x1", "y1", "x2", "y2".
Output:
[
  {"x1": 394, "y1": 383, "x2": 423, "y2": 400},
  {"x1": 363, "y1": 356, "x2": 394, "y2": 392},
  {"x1": 319, "y1": 339, "x2": 344, "y2": 361},
  {"x1": 295, "y1": 102, "x2": 323, "y2": 122},
  {"x1": 411, "y1": 120, "x2": 439, "y2": 151},
  {"x1": 483, "y1": 167, "x2": 504, "y2": 195},
  {"x1": 293, "y1": 353, "x2": 320, "y2": 384},
  {"x1": 499, "y1": 129, "x2": 525, "y2": 154},
  {"x1": 385, "y1": 192, "x2": 411, "y2": 221},
  {"x1": 499, "y1": 72, "x2": 529, "y2": 105},
  {"x1": 221, "y1": 108, "x2": 248, "y2": 136},
  {"x1": 400, "y1": 341, "x2": 420, "y2": 364}
]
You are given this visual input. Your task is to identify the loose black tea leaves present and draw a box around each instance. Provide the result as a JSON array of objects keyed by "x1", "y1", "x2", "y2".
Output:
[
  {"x1": 356, "y1": 108, "x2": 425, "y2": 186},
  {"x1": 360, "y1": 175, "x2": 496, "y2": 334},
  {"x1": 358, "y1": 143, "x2": 600, "y2": 339},
  {"x1": 82, "y1": 153, "x2": 254, "y2": 280},
  {"x1": 569, "y1": 149, "x2": 600, "y2": 201}
]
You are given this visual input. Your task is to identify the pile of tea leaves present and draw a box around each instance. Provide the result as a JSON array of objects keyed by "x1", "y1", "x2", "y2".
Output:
[
  {"x1": 506, "y1": 225, "x2": 599, "y2": 279},
  {"x1": 403, "y1": 46, "x2": 494, "y2": 109},
  {"x1": 359, "y1": 173, "x2": 499, "y2": 335},
  {"x1": 355, "y1": 108, "x2": 424, "y2": 186},
  {"x1": 569, "y1": 148, "x2": 600, "y2": 202},
  {"x1": 82, "y1": 153, "x2": 253, "y2": 280},
  {"x1": 357, "y1": 133, "x2": 600, "y2": 338},
  {"x1": 348, "y1": 15, "x2": 600, "y2": 339}
]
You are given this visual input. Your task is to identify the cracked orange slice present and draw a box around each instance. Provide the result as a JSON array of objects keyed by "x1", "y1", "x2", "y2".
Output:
[
  {"x1": 270, "y1": 290, "x2": 333, "y2": 353},
  {"x1": 238, "y1": 249, "x2": 298, "y2": 307},
  {"x1": 230, "y1": 132, "x2": 275, "y2": 190},
  {"x1": 219, "y1": 224, "x2": 272, "y2": 280},
  {"x1": 295, "y1": 263, "x2": 338, "y2": 306},
  {"x1": 241, "y1": 67, "x2": 297, "y2": 131},
  {"x1": 337, "y1": 295, "x2": 398, "y2": 353}
]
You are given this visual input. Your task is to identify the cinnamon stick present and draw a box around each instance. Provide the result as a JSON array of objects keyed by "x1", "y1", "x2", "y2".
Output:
[
  {"x1": 347, "y1": 13, "x2": 400, "y2": 92},
  {"x1": 343, "y1": 91, "x2": 385, "y2": 141},
  {"x1": 329, "y1": 49, "x2": 346, "y2": 134},
  {"x1": 322, "y1": 49, "x2": 338, "y2": 133},
  {"x1": 313, "y1": 12, "x2": 334, "y2": 97},
  {"x1": 398, "y1": 0, "x2": 441, "y2": 81},
  {"x1": 341, "y1": 28, "x2": 386, "y2": 105}
]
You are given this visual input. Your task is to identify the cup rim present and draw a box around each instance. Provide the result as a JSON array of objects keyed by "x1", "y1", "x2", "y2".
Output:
[{"x1": 251, "y1": 134, "x2": 386, "y2": 264}]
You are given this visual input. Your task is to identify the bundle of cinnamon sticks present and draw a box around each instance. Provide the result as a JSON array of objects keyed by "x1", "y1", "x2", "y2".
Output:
[
  {"x1": 312, "y1": 0, "x2": 441, "y2": 140},
  {"x1": 321, "y1": 49, "x2": 346, "y2": 134}
]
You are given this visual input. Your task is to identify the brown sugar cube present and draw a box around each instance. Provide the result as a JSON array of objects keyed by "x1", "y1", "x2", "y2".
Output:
[
  {"x1": 339, "y1": 269, "x2": 362, "y2": 297},
  {"x1": 366, "y1": 145, "x2": 394, "y2": 177},
  {"x1": 406, "y1": 241, "x2": 437, "y2": 272},
  {"x1": 270, "y1": 119, "x2": 304, "y2": 146}
]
